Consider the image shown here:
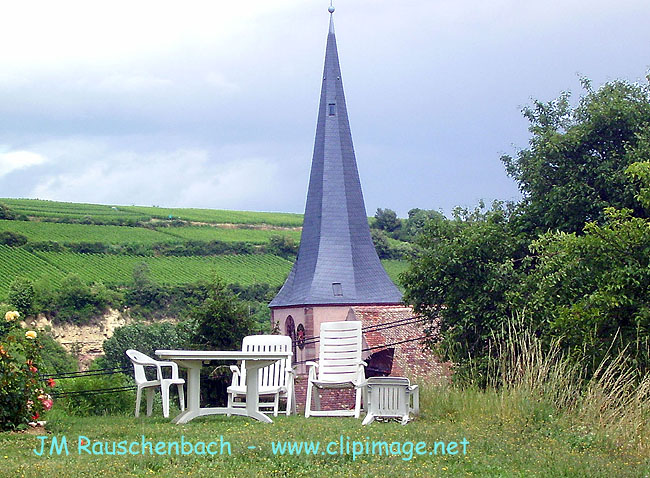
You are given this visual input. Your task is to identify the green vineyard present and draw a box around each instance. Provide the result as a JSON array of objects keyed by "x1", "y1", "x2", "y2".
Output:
[
  {"x1": 1, "y1": 247, "x2": 294, "y2": 296},
  {"x1": 120, "y1": 206, "x2": 304, "y2": 227},
  {"x1": 0, "y1": 199, "x2": 409, "y2": 301},
  {"x1": 0, "y1": 242, "x2": 405, "y2": 299},
  {"x1": 0, "y1": 245, "x2": 66, "y2": 292},
  {"x1": 1, "y1": 198, "x2": 149, "y2": 222},
  {"x1": 1, "y1": 198, "x2": 304, "y2": 227},
  {"x1": 0, "y1": 219, "x2": 179, "y2": 245},
  {"x1": 161, "y1": 225, "x2": 301, "y2": 244}
]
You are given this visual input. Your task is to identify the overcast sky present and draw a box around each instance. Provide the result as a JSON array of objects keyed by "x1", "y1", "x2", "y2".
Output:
[{"x1": 1, "y1": 0, "x2": 649, "y2": 217}]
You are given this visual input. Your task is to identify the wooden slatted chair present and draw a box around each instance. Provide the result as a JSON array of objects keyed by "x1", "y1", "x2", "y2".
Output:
[
  {"x1": 126, "y1": 349, "x2": 185, "y2": 418},
  {"x1": 305, "y1": 321, "x2": 367, "y2": 418},
  {"x1": 226, "y1": 335, "x2": 296, "y2": 416}
]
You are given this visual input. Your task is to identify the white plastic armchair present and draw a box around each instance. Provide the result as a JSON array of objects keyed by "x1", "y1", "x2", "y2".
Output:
[
  {"x1": 226, "y1": 335, "x2": 296, "y2": 416},
  {"x1": 126, "y1": 349, "x2": 185, "y2": 418},
  {"x1": 305, "y1": 321, "x2": 367, "y2": 418},
  {"x1": 362, "y1": 377, "x2": 420, "y2": 425}
]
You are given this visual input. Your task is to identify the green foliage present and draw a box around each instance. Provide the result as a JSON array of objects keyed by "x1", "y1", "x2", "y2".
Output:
[
  {"x1": 0, "y1": 231, "x2": 28, "y2": 246},
  {"x1": 373, "y1": 208, "x2": 401, "y2": 233},
  {"x1": 520, "y1": 208, "x2": 650, "y2": 373},
  {"x1": 401, "y1": 201, "x2": 527, "y2": 383},
  {"x1": 55, "y1": 370, "x2": 134, "y2": 416},
  {"x1": 399, "y1": 208, "x2": 446, "y2": 242},
  {"x1": 0, "y1": 203, "x2": 15, "y2": 220},
  {"x1": 371, "y1": 229, "x2": 392, "y2": 259},
  {"x1": 49, "y1": 275, "x2": 112, "y2": 325},
  {"x1": 190, "y1": 278, "x2": 254, "y2": 350},
  {"x1": 502, "y1": 80, "x2": 650, "y2": 233},
  {"x1": 626, "y1": 160, "x2": 650, "y2": 211},
  {"x1": 102, "y1": 321, "x2": 191, "y2": 372},
  {"x1": 0, "y1": 327, "x2": 51, "y2": 430},
  {"x1": 266, "y1": 235, "x2": 299, "y2": 259},
  {"x1": 8, "y1": 278, "x2": 35, "y2": 317},
  {"x1": 39, "y1": 332, "x2": 78, "y2": 375}
]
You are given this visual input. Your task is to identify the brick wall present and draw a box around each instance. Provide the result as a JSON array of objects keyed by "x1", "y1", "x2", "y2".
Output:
[{"x1": 291, "y1": 305, "x2": 450, "y2": 414}]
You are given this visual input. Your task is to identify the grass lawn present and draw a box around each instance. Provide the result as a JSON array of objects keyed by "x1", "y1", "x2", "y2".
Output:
[{"x1": 1, "y1": 387, "x2": 648, "y2": 478}]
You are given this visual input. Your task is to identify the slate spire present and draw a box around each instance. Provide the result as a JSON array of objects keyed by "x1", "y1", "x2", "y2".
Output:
[{"x1": 270, "y1": 9, "x2": 403, "y2": 308}]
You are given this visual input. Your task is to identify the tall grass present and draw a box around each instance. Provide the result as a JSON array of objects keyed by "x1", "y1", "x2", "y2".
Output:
[{"x1": 422, "y1": 317, "x2": 650, "y2": 453}]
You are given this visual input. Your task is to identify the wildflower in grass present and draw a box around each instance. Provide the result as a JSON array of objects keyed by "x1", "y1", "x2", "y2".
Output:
[
  {"x1": 25, "y1": 330, "x2": 37, "y2": 340},
  {"x1": 47, "y1": 378, "x2": 56, "y2": 387},
  {"x1": 4, "y1": 311, "x2": 19, "y2": 322},
  {"x1": 26, "y1": 360, "x2": 38, "y2": 373}
]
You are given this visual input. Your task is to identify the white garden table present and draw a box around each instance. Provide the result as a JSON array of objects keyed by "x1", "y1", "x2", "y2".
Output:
[{"x1": 155, "y1": 350, "x2": 291, "y2": 424}]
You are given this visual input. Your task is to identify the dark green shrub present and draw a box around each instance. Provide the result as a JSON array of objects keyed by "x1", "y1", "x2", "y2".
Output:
[
  {"x1": 0, "y1": 203, "x2": 15, "y2": 219},
  {"x1": 8, "y1": 278, "x2": 35, "y2": 317},
  {"x1": 55, "y1": 371, "x2": 134, "y2": 416},
  {"x1": 103, "y1": 321, "x2": 191, "y2": 371},
  {"x1": 0, "y1": 231, "x2": 28, "y2": 246},
  {"x1": 39, "y1": 333, "x2": 77, "y2": 375},
  {"x1": 50, "y1": 275, "x2": 110, "y2": 325},
  {"x1": 266, "y1": 235, "x2": 298, "y2": 258},
  {"x1": 23, "y1": 241, "x2": 66, "y2": 252}
]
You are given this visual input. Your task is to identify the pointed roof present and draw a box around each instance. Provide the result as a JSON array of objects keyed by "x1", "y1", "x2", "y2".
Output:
[{"x1": 270, "y1": 11, "x2": 402, "y2": 308}]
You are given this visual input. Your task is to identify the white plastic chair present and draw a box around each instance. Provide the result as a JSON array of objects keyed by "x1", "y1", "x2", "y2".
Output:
[
  {"x1": 362, "y1": 377, "x2": 420, "y2": 425},
  {"x1": 305, "y1": 321, "x2": 367, "y2": 418},
  {"x1": 226, "y1": 335, "x2": 296, "y2": 416},
  {"x1": 126, "y1": 349, "x2": 185, "y2": 418}
]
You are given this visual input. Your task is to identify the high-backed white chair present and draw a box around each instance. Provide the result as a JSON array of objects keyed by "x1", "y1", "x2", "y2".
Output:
[
  {"x1": 126, "y1": 349, "x2": 185, "y2": 418},
  {"x1": 227, "y1": 335, "x2": 296, "y2": 416},
  {"x1": 305, "y1": 321, "x2": 367, "y2": 418}
]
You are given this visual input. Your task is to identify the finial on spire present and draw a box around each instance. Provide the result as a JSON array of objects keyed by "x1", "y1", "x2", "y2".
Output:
[{"x1": 328, "y1": 0, "x2": 335, "y2": 14}]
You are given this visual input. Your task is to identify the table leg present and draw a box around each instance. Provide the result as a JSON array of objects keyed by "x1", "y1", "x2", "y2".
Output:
[
  {"x1": 245, "y1": 362, "x2": 273, "y2": 424},
  {"x1": 173, "y1": 362, "x2": 201, "y2": 424}
]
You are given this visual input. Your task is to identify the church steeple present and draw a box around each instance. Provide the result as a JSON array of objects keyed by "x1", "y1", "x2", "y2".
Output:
[{"x1": 270, "y1": 9, "x2": 402, "y2": 308}]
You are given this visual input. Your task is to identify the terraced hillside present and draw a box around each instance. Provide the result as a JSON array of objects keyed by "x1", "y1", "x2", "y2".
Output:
[
  {"x1": 0, "y1": 198, "x2": 409, "y2": 299},
  {"x1": 1, "y1": 198, "x2": 303, "y2": 226}
]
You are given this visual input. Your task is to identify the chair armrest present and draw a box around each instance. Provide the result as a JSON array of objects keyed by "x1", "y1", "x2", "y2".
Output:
[
  {"x1": 306, "y1": 361, "x2": 318, "y2": 380},
  {"x1": 229, "y1": 365, "x2": 241, "y2": 386},
  {"x1": 360, "y1": 360, "x2": 368, "y2": 367},
  {"x1": 409, "y1": 384, "x2": 420, "y2": 416},
  {"x1": 155, "y1": 361, "x2": 180, "y2": 380}
]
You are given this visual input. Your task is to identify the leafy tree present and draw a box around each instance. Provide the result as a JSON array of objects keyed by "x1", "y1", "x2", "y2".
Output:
[
  {"x1": 50, "y1": 275, "x2": 111, "y2": 324},
  {"x1": 502, "y1": 80, "x2": 650, "y2": 234},
  {"x1": 190, "y1": 278, "x2": 254, "y2": 350},
  {"x1": 399, "y1": 208, "x2": 446, "y2": 242},
  {"x1": 371, "y1": 229, "x2": 392, "y2": 259},
  {"x1": 8, "y1": 278, "x2": 35, "y2": 317},
  {"x1": 401, "y1": 201, "x2": 527, "y2": 382},
  {"x1": 103, "y1": 321, "x2": 191, "y2": 371},
  {"x1": 373, "y1": 208, "x2": 401, "y2": 233},
  {"x1": 520, "y1": 207, "x2": 650, "y2": 373},
  {"x1": 626, "y1": 160, "x2": 650, "y2": 211}
]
